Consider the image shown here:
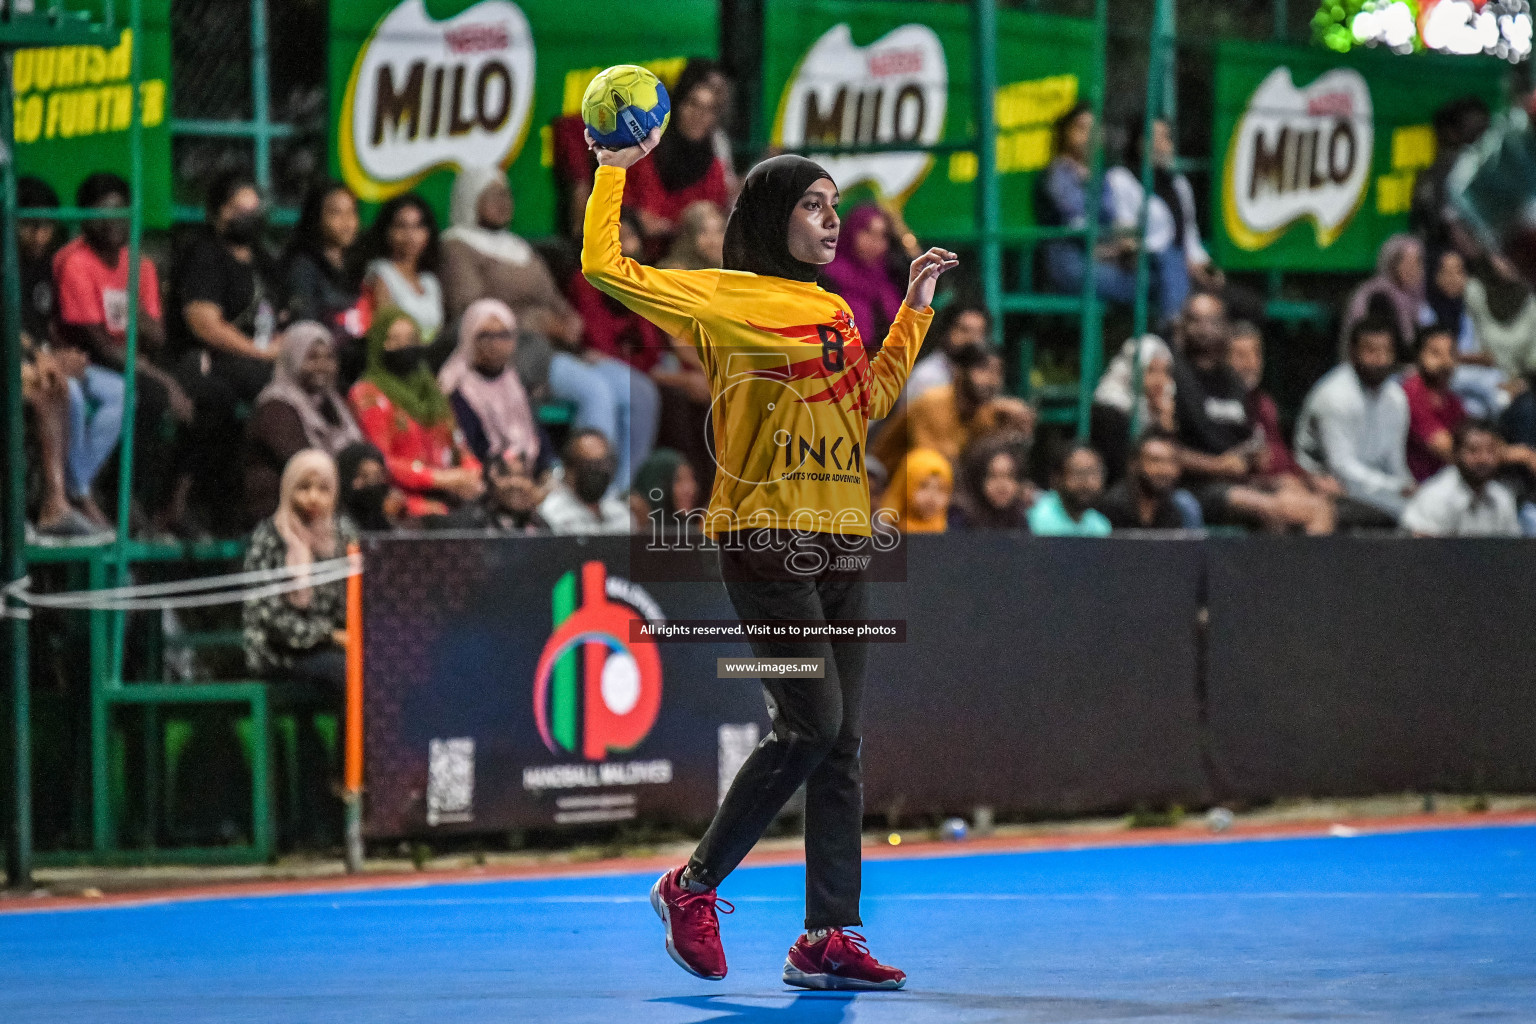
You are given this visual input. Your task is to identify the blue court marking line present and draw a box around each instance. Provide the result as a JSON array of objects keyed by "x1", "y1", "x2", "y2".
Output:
[{"x1": 2, "y1": 824, "x2": 1532, "y2": 1024}]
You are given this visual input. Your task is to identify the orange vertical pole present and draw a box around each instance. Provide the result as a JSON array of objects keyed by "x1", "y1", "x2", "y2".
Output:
[{"x1": 344, "y1": 543, "x2": 364, "y2": 872}]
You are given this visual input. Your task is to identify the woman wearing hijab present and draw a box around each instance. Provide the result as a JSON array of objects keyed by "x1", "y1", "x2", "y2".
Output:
[
  {"x1": 948, "y1": 434, "x2": 1033, "y2": 531},
  {"x1": 628, "y1": 446, "x2": 700, "y2": 538},
  {"x1": 334, "y1": 440, "x2": 403, "y2": 531},
  {"x1": 583, "y1": 123, "x2": 957, "y2": 990},
  {"x1": 348, "y1": 307, "x2": 483, "y2": 519},
  {"x1": 821, "y1": 204, "x2": 906, "y2": 346},
  {"x1": 1090, "y1": 334, "x2": 1176, "y2": 483},
  {"x1": 878, "y1": 447, "x2": 953, "y2": 533},
  {"x1": 623, "y1": 59, "x2": 731, "y2": 257},
  {"x1": 444, "y1": 165, "x2": 658, "y2": 492},
  {"x1": 243, "y1": 449, "x2": 357, "y2": 687},
  {"x1": 244, "y1": 321, "x2": 364, "y2": 524},
  {"x1": 439, "y1": 299, "x2": 547, "y2": 472},
  {"x1": 1341, "y1": 234, "x2": 1432, "y2": 360}
]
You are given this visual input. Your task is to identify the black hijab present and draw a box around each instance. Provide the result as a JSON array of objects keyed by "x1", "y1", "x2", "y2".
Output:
[
  {"x1": 722, "y1": 154, "x2": 833, "y2": 284},
  {"x1": 652, "y1": 60, "x2": 721, "y2": 194}
]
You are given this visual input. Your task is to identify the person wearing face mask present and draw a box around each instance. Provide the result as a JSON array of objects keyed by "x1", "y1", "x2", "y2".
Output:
[
  {"x1": 349, "y1": 307, "x2": 483, "y2": 520},
  {"x1": 244, "y1": 322, "x2": 364, "y2": 524},
  {"x1": 1296, "y1": 318, "x2": 1415, "y2": 524},
  {"x1": 536, "y1": 428, "x2": 632, "y2": 535},
  {"x1": 438, "y1": 299, "x2": 548, "y2": 472},
  {"x1": 335, "y1": 441, "x2": 401, "y2": 532},
  {"x1": 174, "y1": 171, "x2": 282, "y2": 534},
  {"x1": 583, "y1": 123, "x2": 955, "y2": 991}
]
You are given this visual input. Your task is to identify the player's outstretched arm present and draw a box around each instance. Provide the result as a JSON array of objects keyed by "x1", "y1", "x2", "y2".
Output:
[
  {"x1": 580, "y1": 127, "x2": 717, "y2": 339},
  {"x1": 865, "y1": 248, "x2": 959, "y2": 419}
]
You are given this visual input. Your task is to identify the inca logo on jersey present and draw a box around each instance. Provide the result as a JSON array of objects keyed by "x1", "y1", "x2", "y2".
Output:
[{"x1": 532, "y1": 561, "x2": 663, "y2": 761}]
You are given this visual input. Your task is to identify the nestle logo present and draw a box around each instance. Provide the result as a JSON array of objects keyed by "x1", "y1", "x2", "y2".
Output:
[
  {"x1": 1306, "y1": 92, "x2": 1353, "y2": 117},
  {"x1": 445, "y1": 22, "x2": 509, "y2": 54},
  {"x1": 868, "y1": 49, "x2": 923, "y2": 76}
]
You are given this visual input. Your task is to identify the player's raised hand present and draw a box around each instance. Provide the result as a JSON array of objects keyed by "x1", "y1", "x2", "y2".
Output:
[
  {"x1": 905, "y1": 247, "x2": 960, "y2": 311},
  {"x1": 586, "y1": 127, "x2": 662, "y2": 170}
]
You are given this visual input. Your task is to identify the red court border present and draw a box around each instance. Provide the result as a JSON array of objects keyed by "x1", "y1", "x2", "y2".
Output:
[{"x1": 5, "y1": 810, "x2": 1533, "y2": 915}]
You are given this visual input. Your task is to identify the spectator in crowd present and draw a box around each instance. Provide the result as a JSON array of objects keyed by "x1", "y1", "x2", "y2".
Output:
[
  {"x1": 947, "y1": 433, "x2": 1032, "y2": 531},
  {"x1": 49, "y1": 327, "x2": 121, "y2": 526},
  {"x1": 823, "y1": 204, "x2": 908, "y2": 346},
  {"x1": 1427, "y1": 248, "x2": 1509, "y2": 418},
  {"x1": 1295, "y1": 318, "x2": 1414, "y2": 524},
  {"x1": 176, "y1": 171, "x2": 281, "y2": 534},
  {"x1": 349, "y1": 307, "x2": 483, "y2": 520},
  {"x1": 1402, "y1": 324, "x2": 1467, "y2": 483},
  {"x1": 243, "y1": 322, "x2": 364, "y2": 524},
  {"x1": 1171, "y1": 292, "x2": 1334, "y2": 533},
  {"x1": 1107, "y1": 118, "x2": 1221, "y2": 323},
  {"x1": 629, "y1": 447, "x2": 701, "y2": 537},
  {"x1": 658, "y1": 200, "x2": 726, "y2": 271},
  {"x1": 282, "y1": 180, "x2": 365, "y2": 376},
  {"x1": 1094, "y1": 433, "x2": 1187, "y2": 530},
  {"x1": 56, "y1": 172, "x2": 191, "y2": 523},
  {"x1": 443, "y1": 165, "x2": 657, "y2": 491},
  {"x1": 1340, "y1": 233, "x2": 1430, "y2": 360},
  {"x1": 1463, "y1": 262, "x2": 1536, "y2": 383},
  {"x1": 623, "y1": 59, "x2": 731, "y2": 257},
  {"x1": 1035, "y1": 102, "x2": 1135, "y2": 304},
  {"x1": 1091, "y1": 334, "x2": 1176, "y2": 483},
  {"x1": 20, "y1": 335, "x2": 102, "y2": 540},
  {"x1": 1227, "y1": 321, "x2": 1345, "y2": 501},
  {"x1": 361, "y1": 193, "x2": 443, "y2": 345},
  {"x1": 17, "y1": 177, "x2": 59, "y2": 344},
  {"x1": 438, "y1": 299, "x2": 547, "y2": 473},
  {"x1": 242, "y1": 448, "x2": 357, "y2": 687},
  {"x1": 872, "y1": 343, "x2": 1033, "y2": 468},
  {"x1": 539, "y1": 428, "x2": 633, "y2": 535},
  {"x1": 1028, "y1": 443, "x2": 1111, "y2": 537},
  {"x1": 1402, "y1": 420, "x2": 1522, "y2": 536},
  {"x1": 1411, "y1": 95, "x2": 1491, "y2": 264},
  {"x1": 904, "y1": 301, "x2": 990, "y2": 402},
  {"x1": 334, "y1": 441, "x2": 400, "y2": 532},
  {"x1": 451, "y1": 450, "x2": 551, "y2": 535},
  {"x1": 880, "y1": 448, "x2": 953, "y2": 534},
  {"x1": 569, "y1": 209, "x2": 672, "y2": 375}
]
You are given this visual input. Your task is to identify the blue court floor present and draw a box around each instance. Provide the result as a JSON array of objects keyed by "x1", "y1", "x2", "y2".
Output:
[{"x1": 2, "y1": 824, "x2": 1533, "y2": 1023}]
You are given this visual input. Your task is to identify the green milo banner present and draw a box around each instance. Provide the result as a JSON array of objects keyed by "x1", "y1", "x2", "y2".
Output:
[
  {"x1": 761, "y1": 0, "x2": 1097, "y2": 239},
  {"x1": 12, "y1": 0, "x2": 174, "y2": 227},
  {"x1": 328, "y1": 0, "x2": 717, "y2": 233},
  {"x1": 1212, "y1": 40, "x2": 1506, "y2": 272}
]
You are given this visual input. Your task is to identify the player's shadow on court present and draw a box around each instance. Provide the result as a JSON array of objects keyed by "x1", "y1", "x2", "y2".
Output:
[{"x1": 652, "y1": 992, "x2": 861, "y2": 1022}]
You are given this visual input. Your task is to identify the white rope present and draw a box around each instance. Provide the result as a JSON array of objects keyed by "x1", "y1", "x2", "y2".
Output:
[{"x1": 3, "y1": 553, "x2": 362, "y2": 614}]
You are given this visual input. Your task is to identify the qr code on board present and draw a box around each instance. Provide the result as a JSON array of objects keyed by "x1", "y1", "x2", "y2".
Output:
[{"x1": 427, "y1": 737, "x2": 475, "y2": 826}]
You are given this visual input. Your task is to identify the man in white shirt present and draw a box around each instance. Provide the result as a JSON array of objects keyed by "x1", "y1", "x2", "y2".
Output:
[
  {"x1": 902, "y1": 303, "x2": 990, "y2": 402},
  {"x1": 1402, "y1": 419, "x2": 1522, "y2": 536},
  {"x1": 538, "y1": 429, "x2": 635, "y2": 535},
  {"x1": 1295, "y1": 318, "x2": 1414, "y2": 523}
]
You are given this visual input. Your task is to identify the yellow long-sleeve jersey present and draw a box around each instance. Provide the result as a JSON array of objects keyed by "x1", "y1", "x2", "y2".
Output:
[{"x1": 582, "y1": 165, "x2": 932, "y2": 537}]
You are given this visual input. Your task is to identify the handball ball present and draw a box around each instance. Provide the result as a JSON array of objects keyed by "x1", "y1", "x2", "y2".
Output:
[{"x1": 582, "y1": 65, "x2": 670, "y2": 149}]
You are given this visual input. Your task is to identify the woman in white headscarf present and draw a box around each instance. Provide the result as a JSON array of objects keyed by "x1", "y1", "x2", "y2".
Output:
[
  {"x1": 441, "y1": 166, "x2": 658, "y2": 492},
  {"x1": 1091, "y1": 334, "x2": 1176, "y2": 483}
]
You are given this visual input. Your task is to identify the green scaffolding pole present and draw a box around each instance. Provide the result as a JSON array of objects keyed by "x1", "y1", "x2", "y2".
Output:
[
  {"x1": 1073, "y1": 0, "x2": 1110, "y2": 441},
  {"x1": 1127, "y1": 0, "x2": 1176, "y2": 438},
  {"x1": 972, "y1": 0, "x2": 1002, "y2": 349},
  {"x1": 2, "y1": 47, "x2": 32, "y2": 890}
]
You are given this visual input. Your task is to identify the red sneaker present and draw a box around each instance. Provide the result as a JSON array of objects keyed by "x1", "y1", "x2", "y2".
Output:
[
  {"x1": 649, "y1": 866, "x2": 733, "y2": 980},
  {"x1": 783, "y1": 928, "x2": 907, "y2": 990}
]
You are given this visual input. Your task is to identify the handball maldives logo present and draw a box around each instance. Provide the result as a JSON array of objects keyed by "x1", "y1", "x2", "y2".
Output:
[
  {"x1": 339, "y1": 0, "x2": 536, "y2": 202},
  {"x1": 533, "y1": 561, "x2": 664, "y2": 761}
]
